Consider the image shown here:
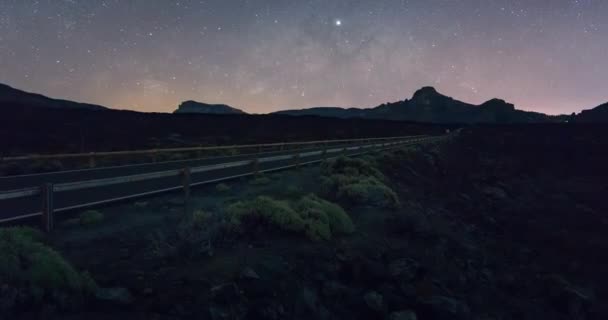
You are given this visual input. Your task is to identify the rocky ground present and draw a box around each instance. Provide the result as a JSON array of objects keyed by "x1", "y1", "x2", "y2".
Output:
[{"x1": 3, "y1": 125, "x2": 607, "y2": 319}]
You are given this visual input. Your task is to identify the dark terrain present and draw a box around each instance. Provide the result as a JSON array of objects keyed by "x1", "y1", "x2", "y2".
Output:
[
  {"x1": 2, "y1": 124, "x2": 607, "y2": 319},
  {"x1": 0, "y1": 105, "x2": 446, "y2": 156}
]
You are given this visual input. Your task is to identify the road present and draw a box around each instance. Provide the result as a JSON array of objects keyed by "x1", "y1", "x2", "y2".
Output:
[
  {"x1": 0, "y1": 140, "x2": 378, "y2": 191},
  {"x1": 0, "y1": 135, "x2": 444, "y2": 223}
]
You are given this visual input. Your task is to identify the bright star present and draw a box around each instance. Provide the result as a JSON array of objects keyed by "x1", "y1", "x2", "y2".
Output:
[{"x1": 335, "y1": 19, "x2": 342, "y2": 26}]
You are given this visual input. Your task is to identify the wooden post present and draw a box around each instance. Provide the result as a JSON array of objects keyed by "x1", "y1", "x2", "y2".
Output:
[
  {"x1": 293, "y1": 153, "x2": 300, "y2": 169},
  {"x1": 181, "y1": 167, "x2": 191, "y2": 214},
  {"x1": 41, "y1": 183, "x2": 54, "y2": 232}
]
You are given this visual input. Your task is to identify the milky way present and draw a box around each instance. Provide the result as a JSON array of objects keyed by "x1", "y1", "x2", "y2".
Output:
[{"x1": 0, "y1": 0, "x2": 606, "y2": 114}]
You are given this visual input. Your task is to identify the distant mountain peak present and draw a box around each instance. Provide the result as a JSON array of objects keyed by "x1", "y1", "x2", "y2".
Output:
[
  {"x1": 174, "y1": 100, "x2": 246, "y2": 115},
  {"x1": 480, "y1": 98, "x2": 515, "y2": 111},
  {"x1": 413, "y1": 86, "x2": 439, "y2": 96},
  {"x1": 412, "y1": 86, "x2": 441, "y2": 98},
  {"x1": 410, "y1": 86, "x2": 450, "y2": 105}
]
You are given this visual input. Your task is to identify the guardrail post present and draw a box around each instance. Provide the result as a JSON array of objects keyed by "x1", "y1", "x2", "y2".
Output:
[
  {"x1": 322, "y1": 148, "x2": 327, "y2": 160},
  {"x1": 41, "y1": 183, "x2": 54, "y2": 232},
  {"x1": 181, "y1": 167, "x2": 191, "y2": 213}
]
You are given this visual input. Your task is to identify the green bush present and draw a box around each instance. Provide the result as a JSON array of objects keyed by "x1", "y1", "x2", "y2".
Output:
[
  {"x1": 337, "y1": 176, "x2": 400, "y2": 208},
  {"x1": 319, "y1": 156, "x2": 400, "y2": 208},
  {"x1": 216, "y1": 183, "x2": 231, "y2": 192},
  {"x1": 225, "y1": 195, "x2": 354, "y2": 241},
  {"x1": 294, "y1": 194, "x2": 355, "y2": 238},
  {"x1": 321, "y1": 157, "x2": 385, "y2": 181},
  {"x1": 320, "y1": 174, "x2": 400, "y2": 209},
  {"x1": 0, "y1": 227, "x2": 96, "y2": 314},
  {"x1": 226, "y1": 196, "x2": 305, "y2": 234},
  {"x1": 79, "y1": 210, "x2": 104, "y2": 226}
]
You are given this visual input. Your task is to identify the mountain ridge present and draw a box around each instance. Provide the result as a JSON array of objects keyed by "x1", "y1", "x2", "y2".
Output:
[
  {"x1": 173, "y1": 100, "x2": 246, "y2": 115},
  {"x1": 575, "y1": 102, "x2": 608, "y2": 123},
  {"x1": 273, "y1": 86, "x2": 561, "y2": 123},
  {"x1": 0, "y1": 83, "x2": 107, "y2": 111},
  {"x1": 1, "y1": 81, "x2": 605, "y2": 123}
]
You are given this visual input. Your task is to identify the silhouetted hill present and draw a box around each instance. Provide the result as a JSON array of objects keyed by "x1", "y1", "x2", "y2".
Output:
[
  {"x1": 173, "y1": 100, "x2": 246, "y2": 115},
  {"x1": 576, "y1": 102, "x2": 608, "y2": 123},
  {"x1": 273, "y1": 107, "x2": 367, "y2": 118},
  {"x1": 0, "y1": 83, "x2": 107, "y2": 111},
  {"x1": 275, "y1": 86, "x2": 564, "y2": 124}
]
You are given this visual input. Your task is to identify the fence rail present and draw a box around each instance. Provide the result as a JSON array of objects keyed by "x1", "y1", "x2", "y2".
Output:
[
  {"x1": 1, "y1": 135, "x2": 424, "y2": 161},
  {"x1": 0, "y1": 134, "x2": 450, "y2": 228}
]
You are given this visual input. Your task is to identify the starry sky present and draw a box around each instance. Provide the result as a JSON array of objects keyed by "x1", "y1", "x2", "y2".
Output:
[{"x1": 0, "y1": 0, "x2": 606, "y2": 114}]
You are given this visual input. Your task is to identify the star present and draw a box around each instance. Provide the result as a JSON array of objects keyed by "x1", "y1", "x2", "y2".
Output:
[{"x1": 335, "y1": 19, "x2": 342, "y2": 26}]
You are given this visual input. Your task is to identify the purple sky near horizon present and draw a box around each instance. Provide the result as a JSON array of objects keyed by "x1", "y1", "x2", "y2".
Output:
[{"x1": 0, "y1": 0, "x2": 607, "y2": 114}]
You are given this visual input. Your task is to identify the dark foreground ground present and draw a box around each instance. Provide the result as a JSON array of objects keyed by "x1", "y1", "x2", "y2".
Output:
[{"x1": 2, "y1": 124, "x2": 608, "y2": 319}]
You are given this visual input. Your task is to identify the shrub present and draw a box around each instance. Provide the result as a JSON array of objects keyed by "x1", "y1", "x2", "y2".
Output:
[
  {"x1": 321, "y1": 157, "x2": 385, "y2": 181},
  {"x1": 215, "y1": 183, "x2": 231, "y2": 192},
  {"x1": 319, "y1": 156, "x2": 400, "y2": 209},
  {"x1": 320, "y1": 174, "x2": 400, "y2": 209},
  {"x1": 337, "y1": 176, "x2": 400, "y2": 208},
  {"x1": 294, "y1": 194, "x2": 355, "y2": 238},
  {"x1": 0, "y1": 227, "x2": 97, "y2": 314},
  {"x1": 79, "y1": 210, "x2": 104, "y2": 226},
  {"x1": 225, "y1": 195, "x2": 354, "y2": 241},
  {"x1": 226, "y1": 196, "x2": 305, "y2": 235}
]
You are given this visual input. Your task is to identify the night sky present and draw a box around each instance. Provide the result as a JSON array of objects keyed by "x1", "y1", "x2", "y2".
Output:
[{"x1": 1, "y1": 1, "x2": 606, "y2": 114}]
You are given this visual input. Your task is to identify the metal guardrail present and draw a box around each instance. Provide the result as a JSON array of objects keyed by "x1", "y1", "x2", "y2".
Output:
[
  {"x1": 1, "y1": 135, "x2": 425, "y2": 162},
  {"x1": 0, "y1": 135, "x2": 448, "y2": 228}
]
